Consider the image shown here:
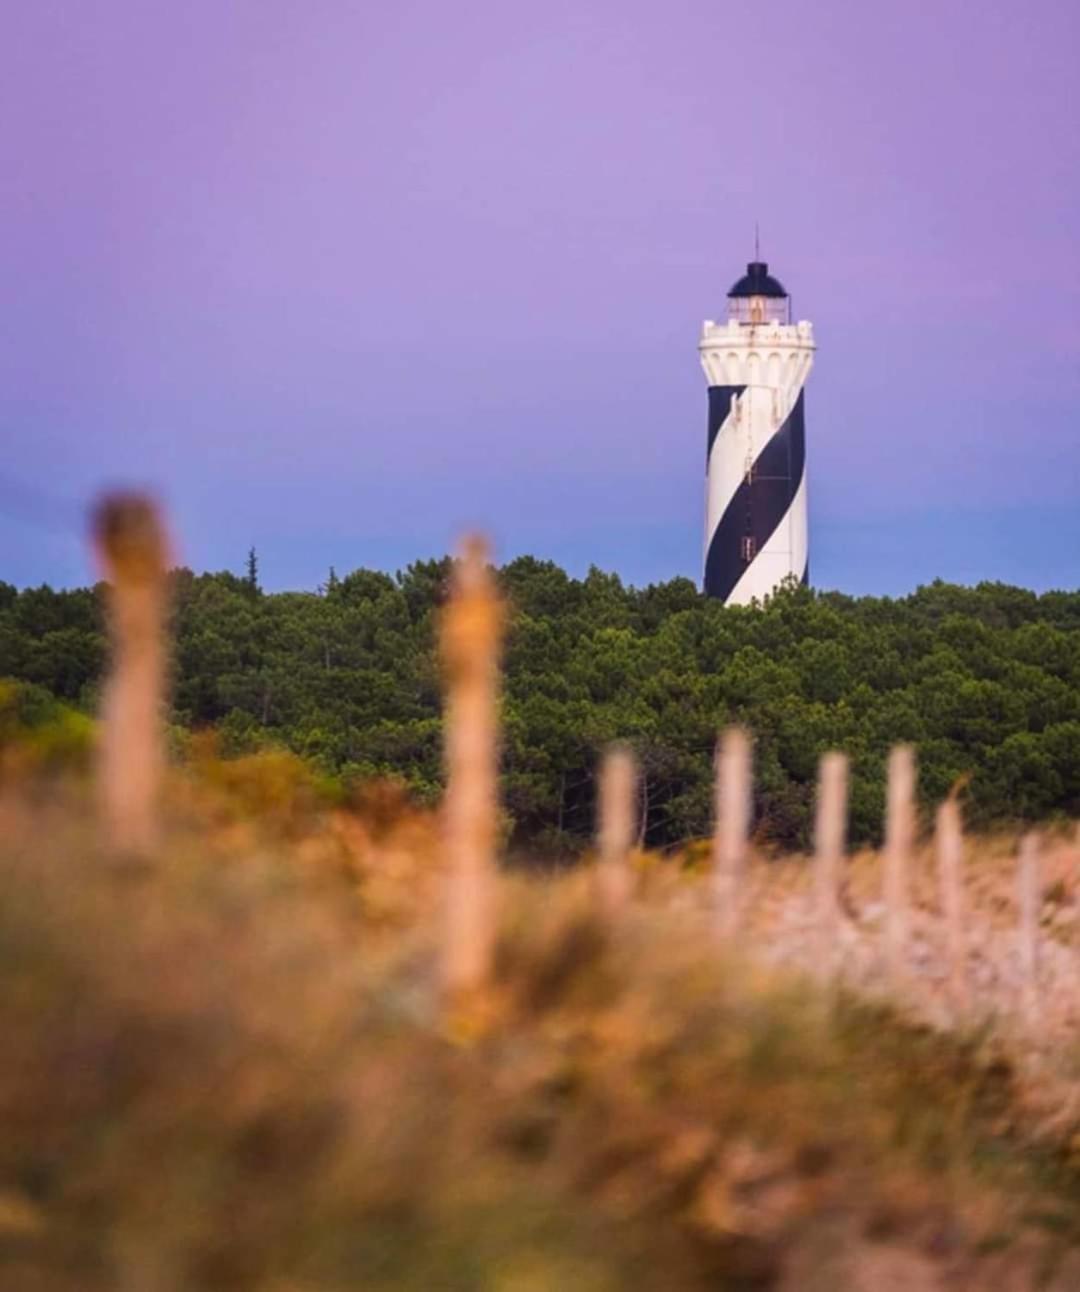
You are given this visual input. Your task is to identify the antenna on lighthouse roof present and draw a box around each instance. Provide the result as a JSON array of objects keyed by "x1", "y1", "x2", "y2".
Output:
[{"x1": 754, "y1": 221, "x2": 760, "y2": 262}]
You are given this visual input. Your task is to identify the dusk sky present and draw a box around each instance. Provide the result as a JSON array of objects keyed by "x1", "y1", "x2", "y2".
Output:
[{"x1": 2, "y1": 0, "x2": 1078, "y2": 595}]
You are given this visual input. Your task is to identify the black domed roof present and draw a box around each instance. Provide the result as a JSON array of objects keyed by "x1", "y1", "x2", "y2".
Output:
[{"x1": 728, "y1": 261, "x2": 788, "y2": 299}]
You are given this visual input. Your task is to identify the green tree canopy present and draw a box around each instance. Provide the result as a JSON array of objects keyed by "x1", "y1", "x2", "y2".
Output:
[{"x1": 2, "y1": 563, "x2": 1077, "y2": 853}]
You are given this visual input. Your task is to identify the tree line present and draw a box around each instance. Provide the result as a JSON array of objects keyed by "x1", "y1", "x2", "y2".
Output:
[{"x1": 1, "y1": 560, "x2": 1078, "y2": 853}]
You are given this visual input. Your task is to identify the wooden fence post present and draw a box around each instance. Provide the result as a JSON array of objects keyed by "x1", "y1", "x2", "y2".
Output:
[
  {"x1": 440, "y1": 535, "x2": 503, "y2": 999},
  {"x1": 883, "y1": 744, "x2": 915, "y2": 990},
  {"x1": 92, "y1": 494, "x2": 170, "y2": 857},
  {"x1": 935, "y1": 796, "x2": 968, "y2": 1016},
  {"x1": 712, "y1": 726, "x2": 751, "y2": 938},
  {"x1": 594, "y1": 745, "x2": 637, "y2": 920},
  {"x1": 1017, "y1": 831, "x2": 1041, "y2": 1029},
  {"x1": 814, "y1": 752, "x2": 849, "y2": 979}
]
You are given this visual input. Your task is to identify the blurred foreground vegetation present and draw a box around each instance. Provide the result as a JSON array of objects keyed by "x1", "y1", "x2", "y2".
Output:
[
  {"x1": 1, "y1": 780, "x2": 1079, "y2": 1291},
  {"x1": 2, "y1": 562, "x2": 1078, "y2": 851}
]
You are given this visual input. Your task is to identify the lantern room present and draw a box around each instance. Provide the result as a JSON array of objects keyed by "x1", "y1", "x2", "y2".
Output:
[{"x1": 726, "y1": 260, "x2": 791, "y2": 326}]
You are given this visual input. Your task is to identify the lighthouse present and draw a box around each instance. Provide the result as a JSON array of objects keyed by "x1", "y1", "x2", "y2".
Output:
[{"x1": 699, "y1": 260, "x2": 815, "y2": 604}]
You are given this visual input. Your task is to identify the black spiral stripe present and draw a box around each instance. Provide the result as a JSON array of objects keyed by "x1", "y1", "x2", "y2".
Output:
[
  {"x1": 707, "y1": 384, "x2": 746, "y2": 462},
  {"x1": 704, "y1": 390, "x2": 806, "y2": 602}
]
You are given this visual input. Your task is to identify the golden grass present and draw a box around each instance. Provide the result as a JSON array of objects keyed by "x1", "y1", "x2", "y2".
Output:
[{"x1": 1, "y1": 771, "x2": 1079, "y2": 1291}]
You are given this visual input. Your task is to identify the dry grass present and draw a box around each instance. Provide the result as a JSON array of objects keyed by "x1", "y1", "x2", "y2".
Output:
[{"x1": 1, "y1": 768, "x2": 1079, "y2": 1291}]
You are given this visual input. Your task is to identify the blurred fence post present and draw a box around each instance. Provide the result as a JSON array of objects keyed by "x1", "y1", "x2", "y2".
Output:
[
  {"x1": 935, "y1": 796, "x2": 968, "y2": 1017},
  {"x1": 813, "y1": 752, "x2": 848, "y2": 979},
  {"x1": 712, "y1": 727, "x2": 751, "y2": 938},
  {"x1": 1017, "y1": 832, "x2": 1041, "y2": 1029},
  {"x1": 440, "y1": 535, "x2": 503, "y2": 999},
  {"x1": 883, "y1": 744, "x2": 915, "y2": 990},
  {"x1": 92, "y1": 494, "x2": 170, "y2": 856},
  {"x1": 594, "y1": 745, "x2": 637, "y2": 920}
]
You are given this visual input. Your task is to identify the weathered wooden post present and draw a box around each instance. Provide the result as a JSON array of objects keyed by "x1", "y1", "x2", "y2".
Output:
[
  {"x1": 883, "y1": 744, "x2": 915, "y2": 990},
  {"x1": 935, "y1": 796, "x2": 968, "y2": 1016},
  {"x1": 813, "y1": 752, "x2": 848, "y2": 979},
  {"x1": 1016, "y1": 831, "x2": 1041, "y2": 1029},
  {"x1": 594, "y1": 745, "x2": 637, "y2": 920},
  {"x1": 440, "y1": 535, "x2": 503, "y2": 999},
  {"x1": 712, "y1": 726, "x2": 752, "y2": 938},
  {"x1": 92, "y1": 493, "x2": 170, "y2": 856}
]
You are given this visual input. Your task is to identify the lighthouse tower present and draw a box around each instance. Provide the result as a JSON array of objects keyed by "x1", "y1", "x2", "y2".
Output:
[{"x1": 699, "y1": 260, "x2": 815, "y2": 604}]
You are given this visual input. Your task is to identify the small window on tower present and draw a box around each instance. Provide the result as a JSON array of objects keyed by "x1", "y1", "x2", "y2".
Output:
[{"x1": 741, "y1": 536, "x2": 756, "y2": 562}]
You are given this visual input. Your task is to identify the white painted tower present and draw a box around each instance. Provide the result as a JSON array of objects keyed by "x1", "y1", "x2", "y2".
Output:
[{"x1": 699, "y1": 261, "x2": 815, "y2": 604}]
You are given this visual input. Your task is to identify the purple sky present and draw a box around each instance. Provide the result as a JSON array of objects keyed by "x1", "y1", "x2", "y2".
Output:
[{"x1": 2, "y1": 0, "x2": 1078, "y2": 594}]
